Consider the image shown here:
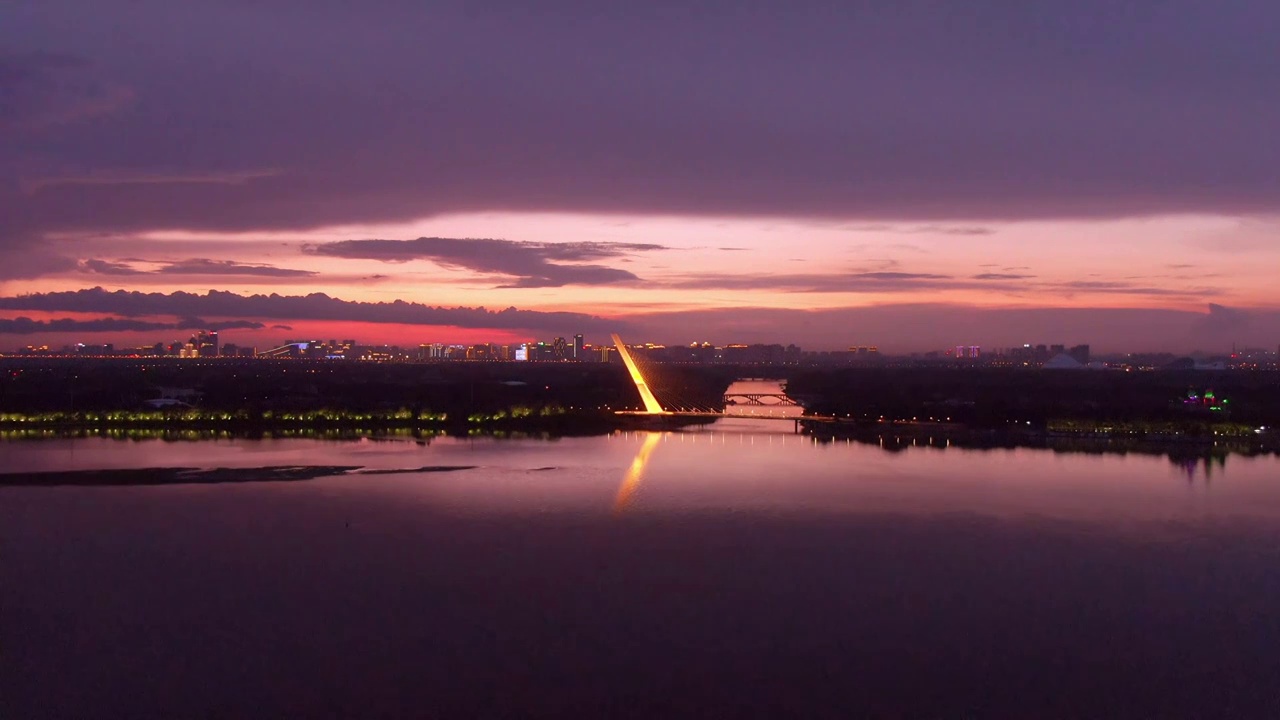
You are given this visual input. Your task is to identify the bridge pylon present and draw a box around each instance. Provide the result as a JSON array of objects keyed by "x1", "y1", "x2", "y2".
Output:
[{"x1": 611, "y1": 333, "x2": 667, "y2": 414}]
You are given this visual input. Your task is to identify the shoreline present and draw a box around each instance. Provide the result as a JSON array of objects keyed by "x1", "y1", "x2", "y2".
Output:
[
  {"x1": 1, "y1": 415, "x2": 1275, "y2": 460},
  {"x1": 799, "y1": 419, "x2": 1278, "y2": 458},
  {"x1": 0, "y1": 412, "x2": 719, "y2": 437}
]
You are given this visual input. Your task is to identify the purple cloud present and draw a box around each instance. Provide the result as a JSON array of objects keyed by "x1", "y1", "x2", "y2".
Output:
[
  {"x1": 0, "y1": 287, "x2": 619, "y2": 333},
  {"x1": 660, "y1": 271, "x2": 959, "y2": 293},
  {"x1": 0, "y1": 50, "x2": 132, "y2": 130},
  {"x1": 1, "y1": 0, "x2": 1277, "y2": 254},
  {"x1": 1052, "y1": 281, "x2": 1220, "y2": 297},
  {"x1": 850, "y1": 225, "x2": 996, "y2": 236},
  {"x1": 78, "y1": 257, "x2": 317, "y2": 278},
  {"x1": 657, "y1": 272, "x2": 1219, "y2": 301},
  {"x1": 308, "y1": 237, "x2": 662, "y2": 287},
  {"x1": 79, "y1": 259, "x2": 145, "y2": 275},
  {"x1": 0, "y1": 315, "x2": 263, "y2": 334},
  {"x1": 153, "y1": 259, "x2": 316, "y2": 278}
]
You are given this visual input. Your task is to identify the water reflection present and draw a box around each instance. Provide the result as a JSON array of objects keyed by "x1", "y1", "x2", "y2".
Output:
[
  {"x1": 614, "y1": 432, "x2": 663, "y2": 513},
  {"x1": 3, "y1": 426, "x2": 1273, "y2": 488},
  {"x1": 6, "y1": 406, "x2": 1280, "y2": 719},
  {"x1": 1173, "y1": 452, "x2": 1228, "y2": 483}
]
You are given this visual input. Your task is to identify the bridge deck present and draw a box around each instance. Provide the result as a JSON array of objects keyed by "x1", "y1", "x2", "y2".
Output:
[
  {"x1": 615, "y1": 411, "x2": 836, "y2": 422},
  {"x1": 722, "y1": 393, "x2": 799, "y2": 406}
]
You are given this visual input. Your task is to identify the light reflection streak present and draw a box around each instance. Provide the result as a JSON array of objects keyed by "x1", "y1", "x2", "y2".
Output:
[{"x1": 613, "y1": 432, "x2": 663, "y2": 513}]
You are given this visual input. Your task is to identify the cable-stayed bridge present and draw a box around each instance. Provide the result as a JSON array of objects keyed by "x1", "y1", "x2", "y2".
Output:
[{"x1": 611, "y1": 334, "x2": 828, "y2": 427}]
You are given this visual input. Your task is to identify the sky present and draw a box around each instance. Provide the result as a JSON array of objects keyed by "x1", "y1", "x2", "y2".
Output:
[{"x1": 3, "y1": 0, "x2": 1280, "y2": 353}]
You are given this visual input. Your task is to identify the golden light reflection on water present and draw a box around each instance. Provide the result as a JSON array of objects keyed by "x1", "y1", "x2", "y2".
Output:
[{"x1": 613, "y1": 432, "x2": 664, "y2": 513}]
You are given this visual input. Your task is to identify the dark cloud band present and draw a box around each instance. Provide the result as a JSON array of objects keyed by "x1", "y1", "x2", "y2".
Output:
[
  {"x1": 307, "y1": 237, "x2": 664, "y2": 287},
  {"x1": 79, "y1": 258, "x2": 317, "y2": 277},
  {"x1": 0, "y1": 316, "x2": 263, "y2": 335},
  {"x1": 0, "y1": 288, "x2": 617, "y2": 333}
]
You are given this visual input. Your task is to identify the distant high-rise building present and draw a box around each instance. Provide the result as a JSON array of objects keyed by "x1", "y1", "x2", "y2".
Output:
[
  {"x1": 552, "y1": 337, "x2": 567, "y2": 360},
  {"x1": 1069, "y1": 344, "x2": 1091, "y2": 365},
  {"x1": 573, "y1": 334, "x2": 584, "y2": 360},
  {"x1": 848, "y1": 346, "x2": 880, "y2": 364},
  {"x1": 191, "y1": 330, "x2": 218, "y2": 357}
]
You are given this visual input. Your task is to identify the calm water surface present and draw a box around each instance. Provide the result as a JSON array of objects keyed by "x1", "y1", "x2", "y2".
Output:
[{"x1": 4, "y1": 409, "x2": 1280, "y2": 717}]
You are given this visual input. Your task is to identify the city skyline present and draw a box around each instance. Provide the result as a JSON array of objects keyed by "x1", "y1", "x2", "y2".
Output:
[
  {"x1": 5, "y1": 2, "x2": 1280, "y2": 351},
  {"x1": 1, "y1": 291, "x2": 1277, "y2": 356},
  {"x1": 14, "y1": 328, "x2": 1279, "y2": 371}
]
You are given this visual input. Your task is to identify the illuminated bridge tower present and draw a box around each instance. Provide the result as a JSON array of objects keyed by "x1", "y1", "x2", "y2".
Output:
[{"x1": 610, "y1": 333, "x2": 667, "y2": 414}]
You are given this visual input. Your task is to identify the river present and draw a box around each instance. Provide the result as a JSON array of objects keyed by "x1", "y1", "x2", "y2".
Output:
[{"x1": 4, "y1": 382, "x2": 1280, "y2": 718}]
